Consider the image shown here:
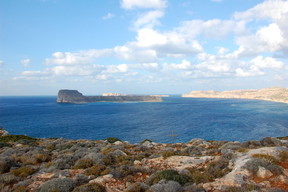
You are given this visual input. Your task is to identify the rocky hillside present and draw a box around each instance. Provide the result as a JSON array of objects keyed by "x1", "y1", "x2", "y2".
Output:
[
  {"x1": 182, "y1": 87, "x2": 288, "y2": 104},
  {"x1": 57, "y1": 90, "x2": 163, "y2": 104},
  {"x1": 0, "y1": 129, "x2": 287, "y2": 192}
]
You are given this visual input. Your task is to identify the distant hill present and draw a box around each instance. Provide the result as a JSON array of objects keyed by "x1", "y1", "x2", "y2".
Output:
[
  {"x1": 182, "y1": 87, "x2": 288, "y2": 104},
  {"x1": 57, "y1": 89, "x2": 163, "y2": 103}
]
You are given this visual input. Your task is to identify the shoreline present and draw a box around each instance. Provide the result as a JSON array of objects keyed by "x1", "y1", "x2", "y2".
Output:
[{"x1": 182, "y1": 87, "x2": 288, "y2": 105}]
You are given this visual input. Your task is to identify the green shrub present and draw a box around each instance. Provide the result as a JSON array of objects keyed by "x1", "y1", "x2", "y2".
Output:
[
  {"x1": 148, "y1": 169, "x2": 190, "y2": 186},
  {"x1": 106, "y1": 137, "x2": 122, "y2": 143},
  {"x1": 11, "y1": 166, "x2": 36, "y2": 178},
  {"x1": 38, "y1": 178, "x2": 75, "y2": 192},
  {"x1": 13, "y1": 185, "x2": 27, "y2": 192},
  {"x1": 0, "y1": 142, "x2": 12, "y2": 148},
  {"x1": 205, "y1": 159, "x2": 230, "y2": 178},
  {"x1": 162, "y1": 151, "x2": 177, "y2": 159},
  {"x1": 245, "y1": 158, "x2": 283, "y2": 176},
  {"x1": 279, "y1": 151, "x2": 288, "y2": 162},
  {"x1": 73, "y1": 158, "x2": 94, "y2": 169},
  {"x1": 19, "y1": 152, "x2": 51, "y2": 165},
  {"x1": 186, "y1": 168, "x2": 211, "y2": 184},
  {"x1": 85, "y1": 164, "x2": 107, "y2": 177},
  {"x1": 140, "y1": 139, "x2": 152, "y2": 143},
  {"x1": 252, "y1": 154, "x2": 279, "y2": 165},
  {"x1": 72, "y1": 183, "x2": 106, "y2": 192},
  {"x1": 0, "y1": 135, "x2": 37, "y2": 143},
  {"x1": 0, "y1": 173, "x2": 18, "y2": 185}
]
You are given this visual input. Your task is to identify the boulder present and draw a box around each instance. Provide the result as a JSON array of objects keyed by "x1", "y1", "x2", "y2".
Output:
[{"x1": 257, "y1": 166, "x2": 273, "y2": 178}]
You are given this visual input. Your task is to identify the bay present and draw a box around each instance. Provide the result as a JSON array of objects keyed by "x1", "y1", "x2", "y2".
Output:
[{"x1": 0, "y1": 96, "x2": 287, "y2": 143}]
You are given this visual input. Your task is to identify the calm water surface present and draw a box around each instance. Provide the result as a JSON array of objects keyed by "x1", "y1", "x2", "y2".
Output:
[{"x1": 0, "y1": 96, "x2": 287, "y2": 143}]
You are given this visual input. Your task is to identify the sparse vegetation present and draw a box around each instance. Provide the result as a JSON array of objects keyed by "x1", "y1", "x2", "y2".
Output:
[
  {"x1": 0, "y1": 130, "x2": 287, "y2": 192},
  {"x1": 252, "y1": 153, "x2": 279, "y2": 165},
  {"x1": 0, "y1": 135, "x2": 37, "y2": 143},
  {"x1": 106, "y1": 137, "x2": 122, "y2": 143},
  {"x1": 147, "y1": 169, "x2": 190, "y2": 186},
  {"x1": 73, "y1": 183, "x2": 106, "y2": 192},
  {"x1": 11, "y1": 166, "x2": 37, "y2": 178}
]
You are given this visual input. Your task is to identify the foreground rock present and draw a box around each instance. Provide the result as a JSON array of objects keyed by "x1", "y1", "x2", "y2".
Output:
[
  {"x1": 182, "y1": 87, "x2": 288, "y2": 104},
  {"x1": 0, "y1": 132, "x2": 287, "y2": 191}
]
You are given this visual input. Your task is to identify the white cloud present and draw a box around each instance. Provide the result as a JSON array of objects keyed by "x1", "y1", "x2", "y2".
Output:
[
  {"x1": 235, "y1": 56, "x2": 284, "y2": 77},
  {"x1": 20, "y1": 59, "x2": 31, "y2": 67},
  {"x1": 234, "y1": 0, "x2": 288, "y2": 22},
  {"x1": 0, "y1": 60, "x2": 4, "y2": 70},
  {"x1": 178, "y1": 19, "x2": 236, "y2": 39},
  {"x1": 251, "y1": 56, "x2": 284, "y2": 69},
  {"x1": 136, "y1": 28, "x2": 167, "y2": 47},
  {"x1": 102, "y1": 13, "x2": 114, "y2": 20},
  {"x1": 121, "y1": 0, "x2": 167, "y2": 10},
  {"x1": 45, "y1": 49, "x2": 112, "y2": 65},
  {"x1": 133, "y1": 10, "x2": 164, "y2": 29}
]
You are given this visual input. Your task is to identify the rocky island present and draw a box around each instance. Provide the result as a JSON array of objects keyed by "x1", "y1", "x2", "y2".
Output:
[
  {"x1": 182, "y1": 87, "x2": 288, "y2": 104},
  {"x1": 0, "y1": 127, "x2": 287, "y2": 192},
  {"x1": 57, "y1": 90, "x2": 162, "y2": 104}
]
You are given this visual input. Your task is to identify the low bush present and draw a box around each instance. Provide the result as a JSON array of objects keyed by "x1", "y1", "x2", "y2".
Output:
[
  {"x1": 106, "y1": 137, "x2": 122, "y2": 143},
  {"x1": 0, "y1": 173, "x2": 18, "y2": 185},
  {"x1": 279, "y1": 151, "x2": 288, "y2": 162},
  {"x1": 0, "y1": 142, "x2": 12, "y2": 148},
  {"x1": 140, "y1": 139, "x2": 152, "y2": 144},
  {"x1": 11, "y1": 166, "x2": 37, "y2": 178},
  {"x1": 38, "y1": 178, "x2": 75, "y2": 192},
  {"x1": 205, "y1": 158, "x2": 230, "y2": 178},
  {"x1": 149, "y1": 180, "x2": 183, "y2": 192},
  {"x1": 72, "y1": 183, "x2": 106, "y2": 192},
  {"x1": 244, "y1": 158, "x2": 283, "y2": 176},
  {"x1": 186, "y1": 167, "x2": 211, "y2": 184},
  {"x1": 147, "y1": 169, "x2": 190, "y2": 186},
  {"x1": 19, "y1": 152, "x2": 51, "y2": 165},
  {"x1": 13, "y1": 185, "x2": 27, "y2": 192},
  {"x1": 225, "y1": 184, "x2": 260, "y2": 192},
  {"x1": 125, "y1": 183, "x2": 149, "y2": 192},
  {"x1": 85, "y1": 164, "x2": 107, "y2": 177},
  {"x1": 0, "y1": 157, "x2": 17, "y2": 173},
  {"x1": 73, "y1": 158, "x2": 94, "y2": 169},
  {"x1": 252, "y1": 154, "x2": 279, "y2": 165},
  {"x1": 162, "y1": 151, "x2": 177, "y2": 159},
  {"x1": 0, "y1": 135, "x2": 37, "y2": 143}
]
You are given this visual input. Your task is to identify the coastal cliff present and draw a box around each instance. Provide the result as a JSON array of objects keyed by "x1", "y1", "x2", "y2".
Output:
[
  {"x1": 182, "y1": 87, "x2": 288, "y2": 104},
  {"x1": 57, "y1": 89, "x2": 163, "y2": 103}
]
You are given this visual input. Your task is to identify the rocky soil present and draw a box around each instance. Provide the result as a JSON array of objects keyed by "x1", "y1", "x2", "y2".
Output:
[{"x1": 0, "y1": 128, "x2": 287, "y2": 192}]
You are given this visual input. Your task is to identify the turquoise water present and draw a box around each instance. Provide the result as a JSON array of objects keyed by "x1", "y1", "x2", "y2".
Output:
[{"x1": 0, "y1": 96, "x2": 287, "y2": 143}]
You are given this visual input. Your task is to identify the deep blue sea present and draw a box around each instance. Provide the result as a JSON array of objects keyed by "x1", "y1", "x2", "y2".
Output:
[{"x1": 0, "y1": 96, "x2": 288, "y2": 143}]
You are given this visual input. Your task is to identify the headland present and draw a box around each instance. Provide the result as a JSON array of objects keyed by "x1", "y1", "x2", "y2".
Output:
[
  {"x1": 57, "y1": 90, "x2": 163, "y2": 104},
  {"x1": 182, "y1": 87, "x2": 288, "y2": 104}
]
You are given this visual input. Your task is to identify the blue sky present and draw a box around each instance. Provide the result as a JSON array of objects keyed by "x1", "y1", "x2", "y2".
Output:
[{"x1": 1, "y1": 0, "x2": 288, "y2": 95}]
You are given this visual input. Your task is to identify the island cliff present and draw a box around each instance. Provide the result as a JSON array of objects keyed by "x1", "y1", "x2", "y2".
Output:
[
  {"x1": 57, "y1": 89, "x2": 162, "y2": 103},
  {"x1": 182, "y1": 87, "x2": 288, "y2": 104}
]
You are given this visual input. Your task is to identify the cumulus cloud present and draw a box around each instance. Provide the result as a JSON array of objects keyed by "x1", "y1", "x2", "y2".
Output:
[
  {"x1": 21, "y1": 59, "x2": 31, "y2": 67},
  {"x1": 121, "y1": 0, "x2": 167, "y2": 9},
  {"x1": 13, "y1": 0, "x2": 288, "y2": 86},
  {"x1": 102, "y1": 13, "x2": 114, "y2": 20},
  {"x1": 133, "y1": 10, "x2": 164, "y2": 29},
  {"x1": 45, "y1": 49, "x2": 112, "y2": 65}
]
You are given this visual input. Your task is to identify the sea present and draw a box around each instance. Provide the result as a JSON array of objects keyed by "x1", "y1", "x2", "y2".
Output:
[{"x1": 0, "y1": 96, "x2": 288, "y2": 144}]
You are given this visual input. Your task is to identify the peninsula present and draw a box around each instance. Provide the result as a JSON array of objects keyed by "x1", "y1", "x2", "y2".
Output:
[
  {"x1": 182, "y1": 87, "x2": 288, "y2": 104},
  {"x1": 57, "y1": 89, "x2": 162, "y2": 103}
]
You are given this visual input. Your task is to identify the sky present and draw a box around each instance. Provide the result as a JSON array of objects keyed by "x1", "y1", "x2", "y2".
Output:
[{"x1": 1, "y1": 0, "x2": 288, "y2": 96}]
